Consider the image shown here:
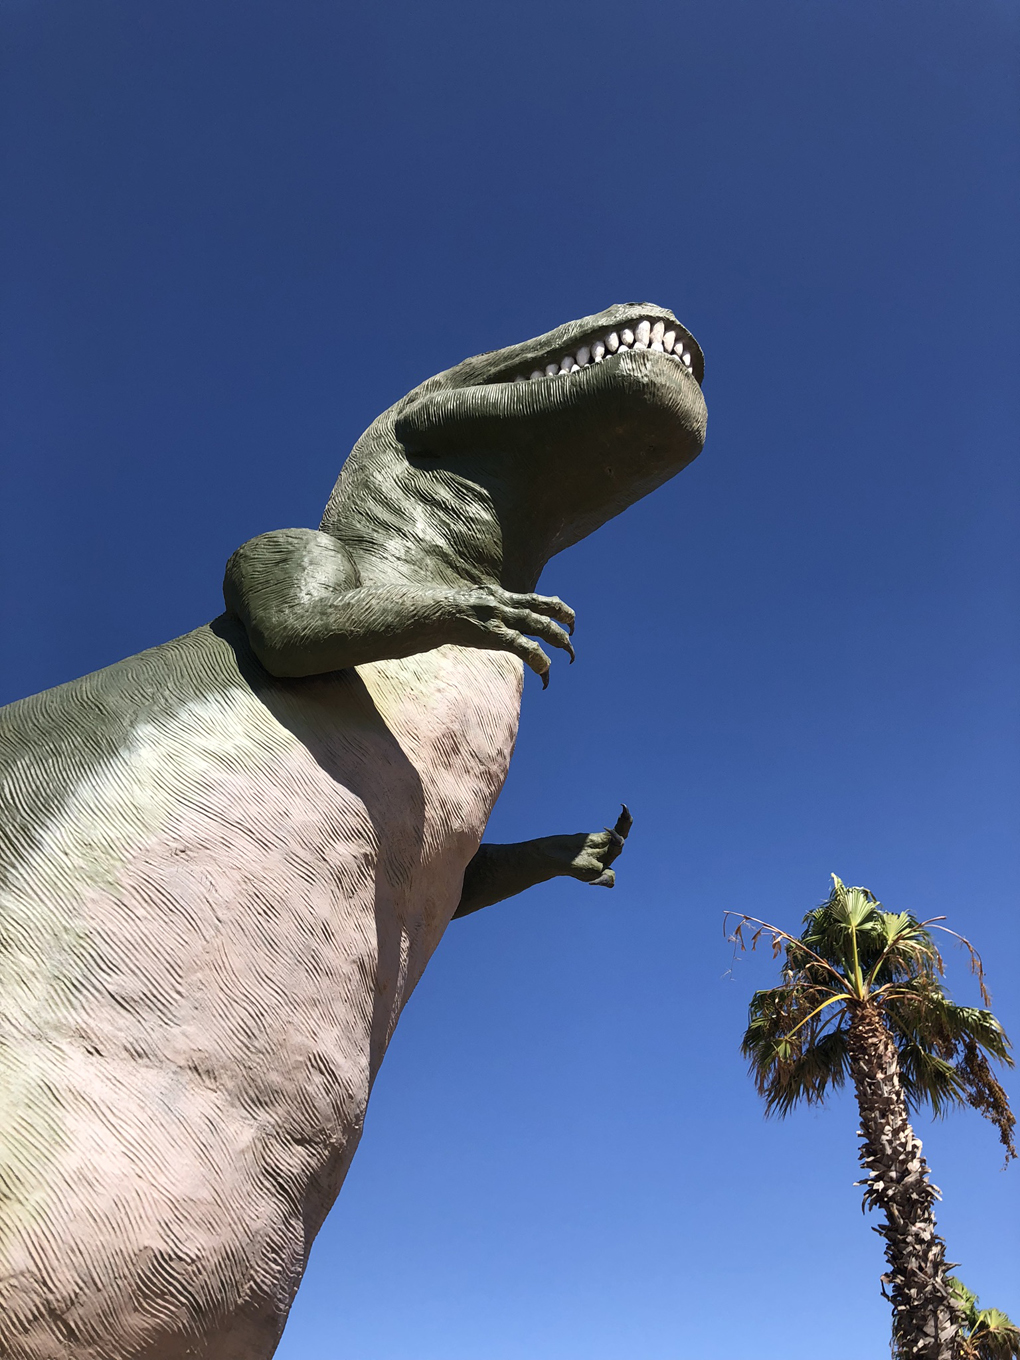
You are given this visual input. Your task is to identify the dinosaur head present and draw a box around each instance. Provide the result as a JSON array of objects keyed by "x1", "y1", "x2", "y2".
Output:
[{"x1": 323, "y1": 304, "x2": 707, "y2": 589}]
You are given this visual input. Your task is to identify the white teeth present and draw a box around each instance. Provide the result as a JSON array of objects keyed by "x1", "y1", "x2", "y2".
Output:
[{"x1": 511, "y1": 319, "x2": 694, "y2": 384}]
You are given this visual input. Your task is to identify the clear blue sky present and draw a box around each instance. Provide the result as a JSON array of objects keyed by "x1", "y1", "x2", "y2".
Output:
[{"x1": 2, "y1": 3, "x2": 1017, "y2": 1356}]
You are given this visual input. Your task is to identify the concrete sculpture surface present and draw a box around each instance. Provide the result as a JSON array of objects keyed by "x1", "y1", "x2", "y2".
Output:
[{"x1": 0, "y1": 303, "x2": 707, "y2": 1358}]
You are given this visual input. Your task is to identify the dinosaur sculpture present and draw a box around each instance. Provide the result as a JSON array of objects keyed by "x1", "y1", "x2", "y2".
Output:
[{"x1": 0, "y1": 303, "x2": 706, "y2": 1359}]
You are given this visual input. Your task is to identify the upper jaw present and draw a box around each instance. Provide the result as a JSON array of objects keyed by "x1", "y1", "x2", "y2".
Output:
[{"x1": 464, "y1": 303, "x2": 705, "y2": 389}]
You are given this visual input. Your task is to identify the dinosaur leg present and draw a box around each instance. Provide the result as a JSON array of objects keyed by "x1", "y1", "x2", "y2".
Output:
[{"x1": 453, "y1": 806, "x2": 632, "y2": 918}]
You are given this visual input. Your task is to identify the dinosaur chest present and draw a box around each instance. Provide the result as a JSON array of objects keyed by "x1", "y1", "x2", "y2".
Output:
[
  {"x1": 229, "y1": 642, "x2": 527, "y2": 1005},
  {"x1": 336, "y1": 644, "x2": 526, "y2": 929},
  {"x1": 357, "y1": 644, "x2": 525, "y2": 837},
  {"x1": 159, "y1": 641, "x2": 526, "y2": 966},
  {"x1": 1, "y1": 641, "x2": 525, "y2": 1119}
]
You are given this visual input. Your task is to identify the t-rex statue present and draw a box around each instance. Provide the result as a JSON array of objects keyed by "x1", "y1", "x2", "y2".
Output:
[{"x1": 0, "y1": 303, "x2": 706, "y2": 1359}]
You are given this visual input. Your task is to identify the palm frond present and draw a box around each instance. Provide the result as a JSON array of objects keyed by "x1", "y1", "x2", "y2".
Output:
[
  {"x1": 800, "y1": 874, "x2": 887, "y2": 977},
  {"x1": 742, "y1": 982, "x2": 845, "y2": 1056},
  {"x1": 868, "y1": 913, "x2": 943, "y2": 986},
  {"x1": 885, "y1": 992, "x2": 1016, "y2": 1157},
  {"x1": 950, "y1": 1280, "x2": 1020, "y2": 1360},
  {"x1": 968, "y1": 1310, "x2": 1020, "y2": 1360},
  {"x1": 886, "y1": 988, "x2": 978, "y2": 1054},
  {"x1": 726, "y1": 912, "x2": 848, "y2": 989},
  {"x1": 949, "y1": 1277, "x2": 980, "y2": 1324},
  {"x1": 743, "y1": 1018, "x2": 851, "y2": 1117},
  {"x1": 946, "y1": 1007, "x2": 1013, "y2": 1064},
  {"x1": 896, "y1": 1043, "x2": 968, "y2": 1118},
  {"x1": 795, "y1": 877, "x2": 948, "y2": 997},
  {"x1": 959, "y1": 1039, "x2": 1017, "y2": 1162},
  {"x1": 927, "y1": 923, "x2": 994, "y2": 1008}
]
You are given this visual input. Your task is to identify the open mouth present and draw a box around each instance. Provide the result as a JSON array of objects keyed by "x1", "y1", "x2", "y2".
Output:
[{"x1": 494, "y1": 316, "x2": 702, "y2": 388}]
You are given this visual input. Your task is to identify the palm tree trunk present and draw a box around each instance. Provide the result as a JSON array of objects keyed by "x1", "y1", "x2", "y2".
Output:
[{"x1": 847, "y1": 1000, "x2": 963, "y2": 1360}]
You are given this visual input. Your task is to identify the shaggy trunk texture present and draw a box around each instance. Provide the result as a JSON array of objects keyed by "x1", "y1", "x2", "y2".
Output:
[{"x1": 847, "y1": 1001, "x2": 964, "y2": 1360}]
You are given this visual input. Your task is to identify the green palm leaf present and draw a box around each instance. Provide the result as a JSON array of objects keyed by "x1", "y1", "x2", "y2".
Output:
[{"x1": 949, "y1": 1279, "x2": 1020, "y2": 1360}]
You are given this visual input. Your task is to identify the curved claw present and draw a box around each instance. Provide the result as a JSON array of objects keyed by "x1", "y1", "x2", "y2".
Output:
[
  {"x1": 614, "y1": 804, "x2": 633, "y2": 840},
  {"x1": 604, "y1": 826, "x2": 625, "y2": 849},
  {"x1": 589, "y1": 870, "x2": 615, "y2": 888}
]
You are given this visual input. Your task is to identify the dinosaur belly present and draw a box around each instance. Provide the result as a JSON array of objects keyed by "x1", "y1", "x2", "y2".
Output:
[{"x1": 0, "y1": 631, "x2": 523, "y2": 1358}]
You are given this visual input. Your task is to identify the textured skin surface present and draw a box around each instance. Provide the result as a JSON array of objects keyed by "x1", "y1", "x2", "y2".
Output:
[
  {"x1": 1, "y1": 624, "x2": 521, "y2": 1357},
  {"x1": 0, "y1": 304, "x2": 707, "y2": 1357}
]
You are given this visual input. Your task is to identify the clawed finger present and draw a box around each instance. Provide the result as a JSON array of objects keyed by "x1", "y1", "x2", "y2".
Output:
[
  {"x1": 499, "y1": 607, "x2": 575, "y2": 663},
  {"x1": 489, "y1": 626, "x2": 552, "y2": 686},
  {"x1": 599, "y1": 827, "x2": 625, "y2": 869},
  {"x1": 504, "y1": 591, "x2": 576, "y2": 636},
  {"x1": 595, "y1": 806, "x2": 632, "y2": 871},
  {"x1": 589, "y1": 869, "x2": 615, "y2": 888}
]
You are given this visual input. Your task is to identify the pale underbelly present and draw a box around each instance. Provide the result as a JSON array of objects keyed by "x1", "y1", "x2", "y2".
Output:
[{"x1": 0, "y1": 634, "x2": 523, "y2": 1357}]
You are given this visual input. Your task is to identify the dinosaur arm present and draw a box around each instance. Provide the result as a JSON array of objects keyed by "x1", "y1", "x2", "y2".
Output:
[
  {"x1": 453, "y1": 809, "x2": 632, "y2": 917},
  {"x1": 223, "y1": 528, "x2": 575, "y2": 680}
]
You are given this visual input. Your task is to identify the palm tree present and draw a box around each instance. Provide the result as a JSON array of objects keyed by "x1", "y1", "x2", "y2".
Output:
[
  {"x1": 948, "y1": 1278, "x2": 1020, "y2": 1360},
  {"x1": 731, "y1": 875, "x2": 1015, "y2": 1360}
]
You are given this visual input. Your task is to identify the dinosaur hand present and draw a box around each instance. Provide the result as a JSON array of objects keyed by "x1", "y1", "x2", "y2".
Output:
[
  {"x1": 584, "y1": 804, "x2": 633, "y2": 888},
  {"x1": 447, "y1": 586, "x2": 575, "y2": 687},
  {"x1": 542, "y1": 805, "x2": 633, "y2": 889}
]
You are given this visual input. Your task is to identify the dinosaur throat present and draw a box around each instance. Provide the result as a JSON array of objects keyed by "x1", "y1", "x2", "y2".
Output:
[{"x1": 496, "y1": 316, "x2": 701, "y2": 386}]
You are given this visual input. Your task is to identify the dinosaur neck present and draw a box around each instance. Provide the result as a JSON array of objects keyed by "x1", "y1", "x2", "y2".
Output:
[{"x1": 324, "y1": 452, "x2": 554, "y2": 594}]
